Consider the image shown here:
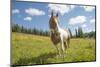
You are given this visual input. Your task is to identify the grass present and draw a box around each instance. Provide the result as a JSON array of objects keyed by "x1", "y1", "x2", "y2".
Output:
[{"x1": 12, "y1": 32, "x2": 96, "y2": 66}]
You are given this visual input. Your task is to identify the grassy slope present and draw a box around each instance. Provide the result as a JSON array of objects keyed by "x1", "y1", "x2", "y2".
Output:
[{"x1": 12, "y1": 32, "x2": 96, "y2": 65}]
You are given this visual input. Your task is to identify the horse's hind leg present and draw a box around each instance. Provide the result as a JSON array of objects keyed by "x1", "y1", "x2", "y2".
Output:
[{"x1": 64, "y1": 42, "x2": 67, "y2": 49}]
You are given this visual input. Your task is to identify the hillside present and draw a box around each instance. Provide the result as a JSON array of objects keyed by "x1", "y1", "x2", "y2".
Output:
[{"x1": 12, "y1": 32, "x2": 96, "y2": 65}]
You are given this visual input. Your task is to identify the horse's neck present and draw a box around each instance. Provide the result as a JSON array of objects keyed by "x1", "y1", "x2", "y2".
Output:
[{"x1": 56, "y1": 23, "x2": 61, "y2": 32}]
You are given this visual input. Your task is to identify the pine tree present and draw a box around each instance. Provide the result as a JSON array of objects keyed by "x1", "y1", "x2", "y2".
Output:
[
  {"x1": 75, "y1": 29, "x2": 78, "y2": 37},
  {"x1": 68, "y1": 28, "x2": 72, "y2": 38},
  {"x1": 78, "y1": 27, "x2": 83, "y2": 38}
]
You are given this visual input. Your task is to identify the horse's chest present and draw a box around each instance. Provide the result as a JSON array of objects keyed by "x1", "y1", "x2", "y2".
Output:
[{"x1": 51, "y1": 33, "x2": 60, "y2": 44}]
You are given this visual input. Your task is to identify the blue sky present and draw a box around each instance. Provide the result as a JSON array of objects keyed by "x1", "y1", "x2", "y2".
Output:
[{"x1": 12, "y1": 1, "x2": 96, "y2": 35}]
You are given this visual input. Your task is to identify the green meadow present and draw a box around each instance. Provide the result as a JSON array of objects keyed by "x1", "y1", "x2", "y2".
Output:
[{"x1": 12, "y1": 32, "x2": 96, "y2": 65}]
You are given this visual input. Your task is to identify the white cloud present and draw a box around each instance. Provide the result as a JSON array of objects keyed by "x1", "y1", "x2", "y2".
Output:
[
  {"x1": 82, "y1": 24, "x2": 87, "y2": 28},
  {"x1": 90, "y1": 19, "x2": 95, "y2": 23},
  {"x1": 48, "y1": 4, "x2": 75, "y2": 15},
  {"x1": 69, "y1": 16, "x2": 86, "y2": 25},
  {"x1": 12, "y1": 9, "x2": 20, "y2": 14},
  {"x1": 24, "y1": 16, "x2": 32, "y2": 21},
  {"x1": 25, "y1": 8, "x2": 45, "y2": 16},
  {"x1": 81, "y1": 6, "x2": 95, "y2": 12}
]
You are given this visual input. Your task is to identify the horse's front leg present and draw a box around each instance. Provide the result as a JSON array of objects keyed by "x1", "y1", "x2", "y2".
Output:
[
  {"x1": 54, "y1": 45, "x2": 61, "y2": 57},
  {"x1": 60, "y1": 35, "x2": 65, "y2": 58}
]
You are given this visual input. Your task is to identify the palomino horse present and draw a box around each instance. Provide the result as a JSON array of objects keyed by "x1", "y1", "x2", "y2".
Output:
[{"x1": 49, "y1": 12, "x2": 71, "y2": 58}]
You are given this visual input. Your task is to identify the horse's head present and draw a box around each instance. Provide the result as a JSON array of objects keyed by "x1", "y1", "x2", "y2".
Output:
[{"x1": 49, "y1": 12, "x2": 59, "y2": 29}]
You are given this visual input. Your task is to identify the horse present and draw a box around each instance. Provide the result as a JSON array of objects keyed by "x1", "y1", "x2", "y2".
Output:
[{"x1": 49, "y1": 12, "x2": 71, "y2": 58}]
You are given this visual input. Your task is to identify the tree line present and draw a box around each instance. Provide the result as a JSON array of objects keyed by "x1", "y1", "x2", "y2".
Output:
[
  {"x1": 12, "y1": 23, "x2": 95, "y2": 38},
  {"x1": 12, "y1": 23, "x2": 50, "y2": 36},
  {"x1": 72, "y1": 27, "x2": 95, "y2": 38}
]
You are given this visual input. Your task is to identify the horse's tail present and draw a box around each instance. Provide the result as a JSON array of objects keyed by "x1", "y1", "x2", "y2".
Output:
[
  {"x1": 67, "y1": 28, "x2": 72, "y2": 38},
  {"x1": 67, "y1": 37, "x2": 70, "y2": 48}
]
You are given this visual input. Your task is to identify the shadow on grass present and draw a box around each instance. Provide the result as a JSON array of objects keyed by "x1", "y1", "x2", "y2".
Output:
[{"x1": 12, "y1": 52, "x2": 57, "y2": 66}]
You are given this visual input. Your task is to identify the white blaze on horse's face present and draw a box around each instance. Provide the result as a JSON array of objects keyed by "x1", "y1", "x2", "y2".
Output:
[
  {"x1": 49, "y1": 16, "x2": 58, "y2": 29},
  {"x1": 54, "y1": 17, "x2": 59, "y2": 24}
]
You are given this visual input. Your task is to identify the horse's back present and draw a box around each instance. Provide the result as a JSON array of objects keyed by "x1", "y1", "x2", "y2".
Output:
[{"x1": 59, "y1": 28, "x2": 70, "y2": 39}]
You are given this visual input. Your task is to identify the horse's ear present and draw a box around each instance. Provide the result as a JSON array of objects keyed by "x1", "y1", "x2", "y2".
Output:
[
  {"x1": 56, "y1": 13, "x2": 58, "y2": 17},
  {"x1": 51, "y1": 11, "x2": 53, "y2": 16}
]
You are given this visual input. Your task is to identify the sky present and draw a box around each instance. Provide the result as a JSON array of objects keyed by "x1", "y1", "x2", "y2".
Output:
[{"x1": 11, "y1": 0, "x2": 96, "y2": 35}]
